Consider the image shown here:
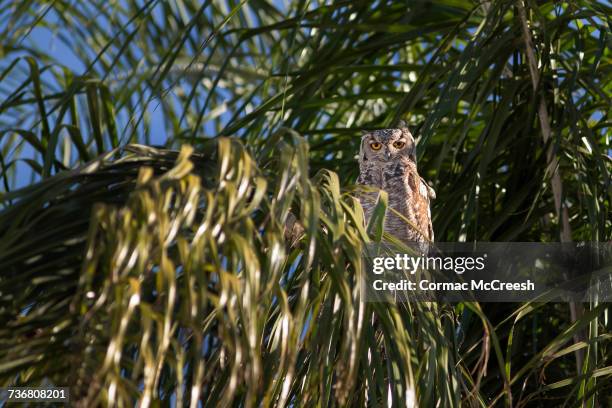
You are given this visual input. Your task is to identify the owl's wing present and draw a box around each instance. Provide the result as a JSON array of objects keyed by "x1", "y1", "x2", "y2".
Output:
[
  {"x1": 419, "y1": 176, "x2": 436, "y2": 199},
  {"x1": 427, "y1": 205, "x2": 434, "y2": 242},
  {"x1": 418, "y1": 178, "x2": 435, "y2": 242}
]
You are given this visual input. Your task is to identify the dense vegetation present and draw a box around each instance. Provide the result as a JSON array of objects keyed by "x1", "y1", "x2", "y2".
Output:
[{"x1": 0, "y1": 0, "x2": 610, "y2": 406}]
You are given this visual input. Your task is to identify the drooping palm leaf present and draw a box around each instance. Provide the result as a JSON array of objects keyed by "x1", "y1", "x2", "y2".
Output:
[{"x1": 1, "y1": 137, "x2": 464, "y2": 406}]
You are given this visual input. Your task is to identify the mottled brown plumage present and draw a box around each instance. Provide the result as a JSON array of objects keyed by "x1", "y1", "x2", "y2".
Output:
[{"x1": 357, "y1": 123, "x2": 435, "y2": 243}]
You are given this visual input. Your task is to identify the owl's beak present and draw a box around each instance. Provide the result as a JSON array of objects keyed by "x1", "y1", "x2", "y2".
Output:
[{"x1": 384, "y1": 150, "x2": 391, "y2": 160}]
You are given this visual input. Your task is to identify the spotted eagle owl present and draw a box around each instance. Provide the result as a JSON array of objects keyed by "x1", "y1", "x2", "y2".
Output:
[{"x1": 357, "y1": 123, "x2": 435, "y2": 243}]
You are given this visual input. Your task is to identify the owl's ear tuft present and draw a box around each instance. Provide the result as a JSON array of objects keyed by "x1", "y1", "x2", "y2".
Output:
[
  {"x1": 359, "y1": 137, "x2": 368, "y2": 161},
  {"x1": 397, "y1": 119, "x2": 409, "y2": 129},
  {"x1": 408, "y1": 138, "x2": 417, "y2": 163},
  {"x1": 410, "y1": 147, "x2": 417, "y2": 163}
]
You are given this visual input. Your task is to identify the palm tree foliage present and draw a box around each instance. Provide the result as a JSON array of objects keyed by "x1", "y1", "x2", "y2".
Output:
[{"x1": 0, "y1": 0, "x2": 610, "y2": 406}]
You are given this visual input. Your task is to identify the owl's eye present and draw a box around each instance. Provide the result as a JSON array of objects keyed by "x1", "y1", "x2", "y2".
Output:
[
  {"x1": 370, "y1": 142, "x2": 382, "y2": 150},
  {"x1": 393, "y1": 141, "x2": 406, "y2": 149}
]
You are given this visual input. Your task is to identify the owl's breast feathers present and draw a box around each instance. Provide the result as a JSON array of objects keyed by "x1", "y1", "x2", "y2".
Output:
[
  {"x1": 356, "y1": 161, "x2": 382, "y2": 186},
  {"x1": 357, "y1": 159, "x2": 434, "y2": 243},
  {"x1": 382, "y1": 159, "x2": 434, "y2": 243}
]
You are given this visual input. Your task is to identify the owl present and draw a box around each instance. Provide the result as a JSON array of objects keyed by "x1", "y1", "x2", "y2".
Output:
[{"x1": 357, "y1": 123, "x2": 435, "y2": 243}]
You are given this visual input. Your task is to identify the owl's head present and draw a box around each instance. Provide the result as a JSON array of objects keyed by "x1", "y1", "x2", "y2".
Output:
[{"x1": 359, "y1": 121, "x2": 416, "y2": 164}]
